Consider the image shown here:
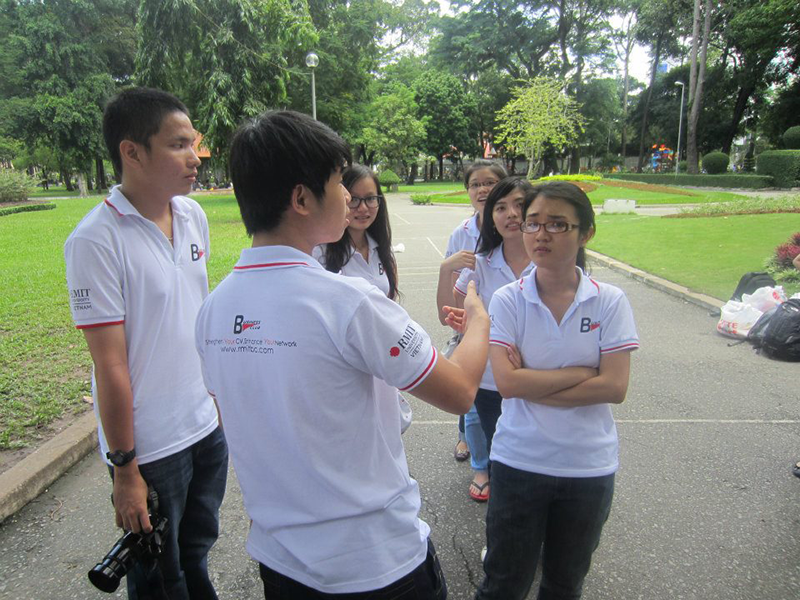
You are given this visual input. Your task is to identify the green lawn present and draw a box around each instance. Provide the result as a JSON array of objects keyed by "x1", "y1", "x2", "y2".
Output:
[
  {"x1": 1, "y1": 194, "x2": 796, "y2": 449},
  {"x1": 395, "y1": 181, "x2": 463, "y2": 194},
  {"x1": 426, "y1": 182, "x2": 747, "y2": 206},
  {"x1": 27, "y1": 186, "x2": 82, "y2": 198},
  {"x1": 590, "y1": 213, "x2": 800, "y2": 299}
]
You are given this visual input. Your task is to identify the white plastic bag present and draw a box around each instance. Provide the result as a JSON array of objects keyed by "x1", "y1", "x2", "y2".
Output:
[
  {"x1": 716, "y1": 300, "x2": 763, "y2": 338},
  {"x1": 741, "y1": 286, "x2": 786, "y2": 312}
]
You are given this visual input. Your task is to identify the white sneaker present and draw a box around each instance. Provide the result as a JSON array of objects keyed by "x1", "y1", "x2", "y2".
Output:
[{"x1": 480, "y1": 546, "x2": 487, "y2": 562}]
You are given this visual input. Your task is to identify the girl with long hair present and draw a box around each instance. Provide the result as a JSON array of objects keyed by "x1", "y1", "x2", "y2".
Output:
[
  {"x1": 476, "y1": 182, "x2": 639, "y2": 600},
  {"x1": 314, "y1": 164, "x2": 410, "y2": 432}
]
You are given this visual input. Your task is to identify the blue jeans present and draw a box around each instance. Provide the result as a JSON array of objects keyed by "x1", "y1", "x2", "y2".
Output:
[
  {"x1": 464, "y1": 404, "x2": 489, "y2": 473},
  {"x1": 476, "y1": 462, "x2": 615, "y2": 600},
  {"x1": 117, "y1": 427, "x2": 228, "y2": 600},
  {"x1": 259, "y1": 538, "x2": 447, "y2": 599}
]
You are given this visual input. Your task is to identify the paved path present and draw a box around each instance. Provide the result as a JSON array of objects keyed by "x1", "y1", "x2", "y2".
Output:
[{"x1": 1, "y1": 196, "x2": 799, "y2": 599}]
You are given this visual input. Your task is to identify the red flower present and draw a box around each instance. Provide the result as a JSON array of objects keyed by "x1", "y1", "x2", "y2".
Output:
[{"x1": 774, "y1": 243, "x2": 800, "y2": 269}]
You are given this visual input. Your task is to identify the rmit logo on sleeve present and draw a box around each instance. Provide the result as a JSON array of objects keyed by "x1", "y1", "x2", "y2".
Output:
[
  {"x1": 580, "y1": 318, "x2": 600, "y2": 333},
  {"x1": 191, "y1": 244, "x2": 205, "y2": 261}
]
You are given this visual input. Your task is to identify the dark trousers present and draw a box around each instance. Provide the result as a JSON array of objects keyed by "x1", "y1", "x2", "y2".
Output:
[
  {"x1": 473, "y1": 388, "x2": 502, "y2": 458},
  {"x1": 476, "y1": 462, "x2": 615, "y2": 600},
  {"x1": 259, "y1": 539, "x2": 447, "y2": 599},
  {"x1": 111, "y1": 427, "x2": 228, "y2": 600}
]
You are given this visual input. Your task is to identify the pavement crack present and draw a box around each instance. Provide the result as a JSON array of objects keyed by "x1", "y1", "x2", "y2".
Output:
[{"x1": 452, "y1": 532, "x2": 480, "y2": 590}]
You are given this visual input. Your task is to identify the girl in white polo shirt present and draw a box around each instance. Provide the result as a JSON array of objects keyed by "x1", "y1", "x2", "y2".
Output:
[
  {"x1": 315, "y1": 164, "x2": 412, "y2": 432},
  {"x1": 436, "y1": 160, "x2": 507, "y2": 489},
  {"x1": 476, "y1": 181, "x2": 639, "y2": 600},
  {"x1": 453, "y1": 177, "x2": 534, "y2": 501}
]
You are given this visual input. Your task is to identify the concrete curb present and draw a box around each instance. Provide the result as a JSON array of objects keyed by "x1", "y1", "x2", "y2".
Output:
[
  {"x1": 0, "y1": 253, "x2": 723, "y2": 525},
  {"x1": 0, "y1": 410, "x2": 97, "y2": 524},
  {"x1": 587, "y1": 249, "x2": 724, "y2": 312}
]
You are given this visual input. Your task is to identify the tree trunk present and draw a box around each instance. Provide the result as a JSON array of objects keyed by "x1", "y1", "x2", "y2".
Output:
[
  {"x1": 637, "y1": 34, "x2": 664, "y2": 171},
  {"x1": 95, "y1": 158, "x2": 107, "y2": 191},
  {"x1": 686, "y1": 0, "x2": 712, "y2": 174},
  {"x1": 61, "y1": 169, "x2": 74, "y2": 191},
  {"x1": 406, "y1": 162, "x2": 417, "y2": 185},
  {"x1": 721, "y1": 83, "x2": 755, "y2": 155},
  {"x1": 618, "y1": 14, "x2": 636, "y2": 163},
  {"x1": 438, "y1": 155, "x2": 444, "y2": 180},
  {"x1": 569, "y1": 147, "x2": 581, "y2": 174},
  {"x1": 77, "y1": 173, "x2": 88, "y2": 198}
]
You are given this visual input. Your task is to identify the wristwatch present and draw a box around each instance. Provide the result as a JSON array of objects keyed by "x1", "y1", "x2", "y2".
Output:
[{"x1": 106, "y1": 448, "x2": 136, "y2": 467}]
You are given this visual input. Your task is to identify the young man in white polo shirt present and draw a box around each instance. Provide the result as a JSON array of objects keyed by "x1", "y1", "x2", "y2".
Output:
[
  {"x1": 195, "y1": 110, "x2": 489, "y2": 599},
  {"x1": 64, "y1": 87, "x2": 228, "y2": 599}
]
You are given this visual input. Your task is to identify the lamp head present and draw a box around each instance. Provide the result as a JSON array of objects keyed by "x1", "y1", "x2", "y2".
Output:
[
  {"x1": 675, "y1": 81, "x2": 685, "y2": 87},
  {"x1": 305, "y1": 52, "x2": 319, "y2": 68}
]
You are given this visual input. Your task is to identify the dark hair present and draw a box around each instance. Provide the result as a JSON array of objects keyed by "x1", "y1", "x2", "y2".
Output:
[
  {"x1": 522, "y1": 181, "x2": 596, "y2": 271},
  {"x1": 229, "y1": 110, "x2": 352, "y2": 235},
  {"x1": 477, "y1": 177, "x2": 534, "y2": 254},
  {"x1": 322, "y1": 165, "x2": 399, "y2": 300},
  {"x1": 463, "y1": 160, "x2": 507, "y2": 188},
  {"x1": 103, "y1": 87, "x2": 189, "y2": 176}
]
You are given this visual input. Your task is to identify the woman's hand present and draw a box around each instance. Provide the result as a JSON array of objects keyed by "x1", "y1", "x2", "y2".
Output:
[{"x1": 441, "y1": 250, "x2": 476, "y2": 274}]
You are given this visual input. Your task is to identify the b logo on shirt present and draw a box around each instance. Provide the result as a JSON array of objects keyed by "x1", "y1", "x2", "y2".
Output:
[
  {"x1": 233, "y1": 314, "x2": 261, "y2": 334},
  {"x1": 191, "y1": 244, "x2": 205, "y2": 261},
  {"x1": 580, "y1": 317, "x2": 600, "y2": 333},
  {"x1": 378, "y1": 262, "x2": 384, "y2": 275}
]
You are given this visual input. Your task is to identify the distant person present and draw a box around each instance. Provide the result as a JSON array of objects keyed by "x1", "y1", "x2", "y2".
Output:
[
  {"x1": 64, "y1": 87, "x2": 228, "y2": 598},
  {"x1": 195, "y1": 110, "x2": 490, "y2": 599},
  {"x1": 314, "y1": 163, "x2": 412, "y2": 433},
  {"x1": 476, "y1": 182, "x2": 639, "y2": 600},
  {"x1": 436, "y1": 160, "x2": 507, "y2": 498}
]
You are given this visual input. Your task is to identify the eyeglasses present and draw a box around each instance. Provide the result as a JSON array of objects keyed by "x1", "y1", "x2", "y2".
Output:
[
  {"x1": 520, "y1": 221, "x2": 580, "y2": 234},
  {"x1": 468, "y1": 180, "x2": 499, "y2": 190},
  {"x1": 348, "y1": 195, "x2": 380, "y2": 209}
]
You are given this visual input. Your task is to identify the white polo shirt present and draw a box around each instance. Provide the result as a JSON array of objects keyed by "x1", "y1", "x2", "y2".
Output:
[
  {"x1": 194, "y1": 245, "x2": 437, "y2": 594},
  {"x1": 64, "y1": 185, "x2": 218, "y2": 465},
  {"x1": 445, "y1": 213, "x2": 480, "y2": 262},
  {"x1": 313, "y1": 234, "x2": 390, "y2": 297},
  {"x1": 488, "y1": 268, "x2": 639, "y2": 477},
  {"x1": 454, "y1": 244, "x2": 533, "y2": 391}
]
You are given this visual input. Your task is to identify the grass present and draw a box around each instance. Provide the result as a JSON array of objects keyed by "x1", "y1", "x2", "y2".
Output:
[
  {"x1": 424, "y1": 181, "x2": 747, "y2": 206},
  {"x1": 395, "y1": 181, "x2": 463, "y2": 194},
  {"x1": 27, "y1": 186, "x2": 82, "y2": 198},
  {"x1": 674, "y1": 194, "x2": 800, "y2": 217},
  {"x1": 590, "y1": 213, "x2": 800, "y2": 299}
]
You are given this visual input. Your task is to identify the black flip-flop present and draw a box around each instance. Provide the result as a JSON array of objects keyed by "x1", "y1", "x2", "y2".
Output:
[{"x1": 793, "y1": 461, "x2": 800, "y2": 479}]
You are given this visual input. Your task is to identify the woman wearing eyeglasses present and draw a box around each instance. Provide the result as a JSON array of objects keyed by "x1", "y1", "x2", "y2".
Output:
[
  {"x1": 437, "y1": 160, "x2": 508, "y2": 498},
  {"x1": 314, "y1": 164, "x2": 411, "y2": 432},
  {"x1": 475, "y1": 182, "x2": 639, "y2": 600}
]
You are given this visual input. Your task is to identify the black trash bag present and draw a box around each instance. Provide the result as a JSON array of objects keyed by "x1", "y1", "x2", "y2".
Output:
[
  {"x1": 754, "y1": 299, "x2": 800, "y2": 361},
  {"x1": 747, "y1": 305, "x2": 778, "y2": 348}
]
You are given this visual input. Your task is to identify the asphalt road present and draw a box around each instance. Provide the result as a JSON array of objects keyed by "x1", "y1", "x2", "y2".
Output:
[{"x1": 1, "y1": 194, "x2": 799, "y2": 600}]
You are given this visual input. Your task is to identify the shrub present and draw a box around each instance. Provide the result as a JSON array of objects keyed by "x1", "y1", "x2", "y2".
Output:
[
  {"x1": 678, "y1": 160, "x2": 688, "y2": 173},
  {"x1": 605, "y1": 173, "x2": 773, "y2": 188},
  {"x1": 702, "y1": 151, "x2": 729, "y2": 174},
  {"x1": 774, "y1": 242, "x2": 800, "y2": 269},
  {"x1": 538, "y1": 174, "x2": 603, "y2": 182},
  {"x1": 783, "y1": 126, "x2": 800, "y2": 150},
  {"x1": 756, "y1": 150, "x2": 800, "y2": 188},
  {"x1": 409, "y1": 193, "x2": 432, "y2": 205},
  {"x1": 0, "y1": 202, "x2": 56, "y2": 217},
  {"x1": 378, "y1": 169, "x2": 401, "y2": 192},
  {"x1": 0, "y1": 169, "x2": 36, "y2": 203}
]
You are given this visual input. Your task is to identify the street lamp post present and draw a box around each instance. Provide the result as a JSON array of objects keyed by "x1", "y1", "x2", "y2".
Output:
[
  {"x1": 305, "y1": 52, "x2": 319, "y2": 120},
  {"x1": 674, "y1": 81, "x2": 685, "y2": 174}
]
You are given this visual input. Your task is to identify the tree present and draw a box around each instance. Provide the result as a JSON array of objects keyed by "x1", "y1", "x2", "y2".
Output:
[
  {"x1": 137, "y1": 0, "x2": 317, "y2": 165},
  {"x1": 356, "y1": 84, "x2": 426, "y2": 177},
  {"x1": 494, "y1": 78, "x2": 584, "y2": 178},
  {"x1": 612, "y1": 0, "x2": 641, "y2": 159},
  {"x1": 413, "y1": 71, "x2": 477, "y2": 180},
  {"x1": 685, "y1": 0, "x2": 713, "y2": 173}
]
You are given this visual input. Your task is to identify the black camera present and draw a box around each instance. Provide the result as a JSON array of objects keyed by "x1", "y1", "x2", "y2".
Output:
[{"x1": 88, "y1": 487, "x2": 169, "y2": 593}]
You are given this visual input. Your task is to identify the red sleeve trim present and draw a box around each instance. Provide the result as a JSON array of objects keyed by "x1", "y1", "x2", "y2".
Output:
[
  {"x1": 76, "y1": 319, "x2": 125, "y2": 330},
  {"x1": 600, "y1": 342, "x2": 639, "y2": 353},
  {"x1": 234, "y1": 261, "x2": 308, "y2": 270},
  {"x1": 489, "y1": 339, "x2": 512, "y2": 348},
  {"x1": 399, "y1": 347, "x2": 438, "y2": 391},
  {"x1": 453, "y1": 284, "x2": 467, "y2": 296},
  {"x1": 104, "y1": 198, "x2": 123, "y2": 216}
]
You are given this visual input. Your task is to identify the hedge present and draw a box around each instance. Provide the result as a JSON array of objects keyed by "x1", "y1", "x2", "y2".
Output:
[
  {"x1": 409, "y1": 193, "x2": 432, "y2": 205},
  {"x1": 756, "y1": 150, "x2": 800, "y2": 188},
  {"x1": 0, "y1": 203, "x2": 56, "y2": 217},
  {"x1": 702, "y1": 151, "x2": 729, "y2": 174},
  {"x1": 783, "y1": 126, "x2": 800, "y2": 150},
  {"x1": 605, "y1": 173, "x2": 774, "y2": 189}
]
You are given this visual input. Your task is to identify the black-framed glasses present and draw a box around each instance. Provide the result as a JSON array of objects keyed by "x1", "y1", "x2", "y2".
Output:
[
  {"x1": 348, "y1": 195, "x2": 380, "y2": 209},
  {"x1": 520, "y1": 221, "x2": 580, "y2": 234},
  {"x1": 467, "y1": 180, "x2": 499, "y2": 190}
]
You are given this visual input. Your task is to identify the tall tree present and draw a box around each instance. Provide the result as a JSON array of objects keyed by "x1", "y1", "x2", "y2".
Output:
[
  {"x1": 612, "y1": 0, "x2": 641, "y2": 159},
  {"x1": 685, "y1": 0, "x2": 712, "y2": 173},
  {"x1": 494, "y1": 77, "x2": 584, "y2": 178}
]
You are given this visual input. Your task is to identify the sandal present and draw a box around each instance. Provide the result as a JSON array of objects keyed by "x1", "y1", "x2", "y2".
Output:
[
  {"x1": 454, "y1": 441, "x2": 470, "y2": 462},
  {"x1": 793, "y1": 461, "x2": 800, "y2": 479},
  {"x1": 469, "y1": 480, "x2": 490, "y2": 502}
]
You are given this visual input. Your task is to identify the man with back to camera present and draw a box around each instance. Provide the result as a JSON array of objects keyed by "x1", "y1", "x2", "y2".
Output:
[
  {"x1": 194, "y1": 110, "x2": 490, "y2": 599},
  {"x1": 64, "y1": 87, "x2": 228, "y2": 599}
]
